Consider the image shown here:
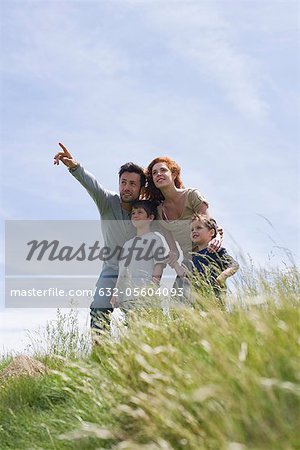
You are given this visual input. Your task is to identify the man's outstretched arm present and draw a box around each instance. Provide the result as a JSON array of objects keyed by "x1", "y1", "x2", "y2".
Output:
[{"x1": 53, "y1": 142, "x2": 111, "y2": 214}]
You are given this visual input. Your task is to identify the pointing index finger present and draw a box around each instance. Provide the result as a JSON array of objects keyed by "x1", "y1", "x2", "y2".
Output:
[{"x1": 58, "y1": 142, "x2": 72, "y2": 158}]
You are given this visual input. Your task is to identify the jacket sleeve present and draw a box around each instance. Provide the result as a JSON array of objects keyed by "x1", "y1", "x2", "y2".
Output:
[{"x1": 219, "y1": 248, "x2": 239, "y2": 271}]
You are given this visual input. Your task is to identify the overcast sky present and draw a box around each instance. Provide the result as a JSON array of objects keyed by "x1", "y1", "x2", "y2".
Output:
[{"x1": 0, "y1": 0, "x2": 299, "y2": 353}]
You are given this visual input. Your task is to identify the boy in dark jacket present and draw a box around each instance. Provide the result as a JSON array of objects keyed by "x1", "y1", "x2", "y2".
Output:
[{"x1": 171, "y1": 214, "x2": 239, "y2": 301}]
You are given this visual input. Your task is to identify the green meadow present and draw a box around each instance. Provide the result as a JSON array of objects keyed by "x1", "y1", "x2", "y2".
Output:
[{"x1": 0, "y1": 265, "x2": 299, "y2": 450}]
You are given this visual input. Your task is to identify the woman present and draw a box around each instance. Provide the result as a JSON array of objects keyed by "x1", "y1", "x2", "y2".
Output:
[{"x1": 145, "y1": 156, "x2": 221, "y2": 262}]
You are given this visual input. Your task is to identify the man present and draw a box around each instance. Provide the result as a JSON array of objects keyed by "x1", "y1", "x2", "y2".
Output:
[{"x1": 54, "y1": 143, "x2": 147, "y2": 332}]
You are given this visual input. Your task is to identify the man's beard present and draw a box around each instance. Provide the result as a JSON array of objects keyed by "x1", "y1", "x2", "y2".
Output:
[{"x1": 120, "y1": 194, "x2": 139, "y2": 203}]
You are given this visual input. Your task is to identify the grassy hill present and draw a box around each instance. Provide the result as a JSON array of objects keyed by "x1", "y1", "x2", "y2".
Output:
[{"x1": 0, "y1": 266, "x2": 299, "y2": 449}]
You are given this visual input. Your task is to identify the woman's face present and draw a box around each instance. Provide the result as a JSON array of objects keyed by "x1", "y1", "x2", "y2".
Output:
[{"x1": 151, "y1": 162, "x2": 175, "y2": 188}]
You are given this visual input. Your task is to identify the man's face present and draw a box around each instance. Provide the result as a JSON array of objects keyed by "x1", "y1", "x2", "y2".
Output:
[{"x1": 119, "y1": 172, "x2": 142, "y2": 203}]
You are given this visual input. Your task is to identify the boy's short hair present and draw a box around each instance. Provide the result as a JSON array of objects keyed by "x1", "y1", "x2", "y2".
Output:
[
  {"x1": 131, "y1": 200, "x2": 159, "y2": 219},
  {"x1": 191, "y1": 214, "x2": 218, "y2": 238},
  {"x1": 118, "y1": 162, "x2": 146, "y2": 187}
]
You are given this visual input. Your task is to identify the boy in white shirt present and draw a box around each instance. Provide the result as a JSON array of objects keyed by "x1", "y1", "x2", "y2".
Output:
[{"x1": 111, "y1": 200, "x2": 166, "y2": 311}]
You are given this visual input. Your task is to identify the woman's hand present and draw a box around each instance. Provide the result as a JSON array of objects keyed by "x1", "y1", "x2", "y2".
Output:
[
  {"x1": 167, "y1": 260, "x2": 187, "y2": 278},
  {"x1": 165, "y1": 250, "x2": 179, "y2": 268},
  {"x1": 207, "y1": 228, "x2": 223, "y2": 252}
]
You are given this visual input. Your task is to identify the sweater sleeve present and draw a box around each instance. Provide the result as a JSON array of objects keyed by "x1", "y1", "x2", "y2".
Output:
[{"x1": 69, "y1": 164, "x2": 113, "y2": 215}]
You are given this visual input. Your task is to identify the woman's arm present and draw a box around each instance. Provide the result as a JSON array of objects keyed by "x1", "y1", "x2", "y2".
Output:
[
  {"x1": 152, "y1": 263, "x2": 165, "y2": 285},
  {"x1": 152, "y1": 222, "x2": 180, "y2": 265},
  {"x1": 171, "y1": 261, "x2": 188, "y2": 278}
]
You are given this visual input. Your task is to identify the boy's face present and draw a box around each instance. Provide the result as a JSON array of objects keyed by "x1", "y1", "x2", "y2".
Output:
[
  {"x1": 131, "y1": 207, "x2": 153, "y2": 228},
  {"x1": 190, "y1": 220, "x2": 214, "y2": 246}
]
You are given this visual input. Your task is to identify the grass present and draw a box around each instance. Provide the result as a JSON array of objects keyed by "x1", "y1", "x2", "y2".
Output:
[{"x1": 0, "y1": 265, "x2": 299, "y2": 450}]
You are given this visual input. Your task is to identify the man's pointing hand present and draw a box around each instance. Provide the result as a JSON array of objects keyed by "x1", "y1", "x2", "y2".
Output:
[{"x1": 54, "y1": 143, "x2": 78, "y2": 169}]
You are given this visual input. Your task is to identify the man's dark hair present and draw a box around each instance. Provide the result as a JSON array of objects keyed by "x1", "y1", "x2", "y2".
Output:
[
  {"x1": 119, "y1": 162, "x2": 146, "y2": 187},
  {"x1": 131, "y1": 200, "x2": 159, "y2": 220}
]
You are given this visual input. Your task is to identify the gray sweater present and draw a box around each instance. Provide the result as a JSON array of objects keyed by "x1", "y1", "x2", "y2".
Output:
[{"x1": 70, "y1": 165, "x2": 136, "y2": 270}]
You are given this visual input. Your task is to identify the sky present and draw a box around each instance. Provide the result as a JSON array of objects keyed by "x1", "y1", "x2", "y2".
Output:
[{"x1": 0, "y1": 0, "x2": 299, "y2": 354}]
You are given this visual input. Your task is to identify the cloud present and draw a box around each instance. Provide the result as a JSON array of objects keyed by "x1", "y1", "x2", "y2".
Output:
[
  {"x1": 1, "y1": 0, "x2": 298, "y2": 268},
  {"x1": 2, "y1": 2, "x2": 131, "y2": 87},
  {"x1": 134, "y1": 2, "x2": 268, "y2": 119}
]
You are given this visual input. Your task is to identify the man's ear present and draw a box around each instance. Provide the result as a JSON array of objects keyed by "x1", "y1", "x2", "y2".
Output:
[{"x1": 149, "y1": 214, "x2": 155, "y2": 221}]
